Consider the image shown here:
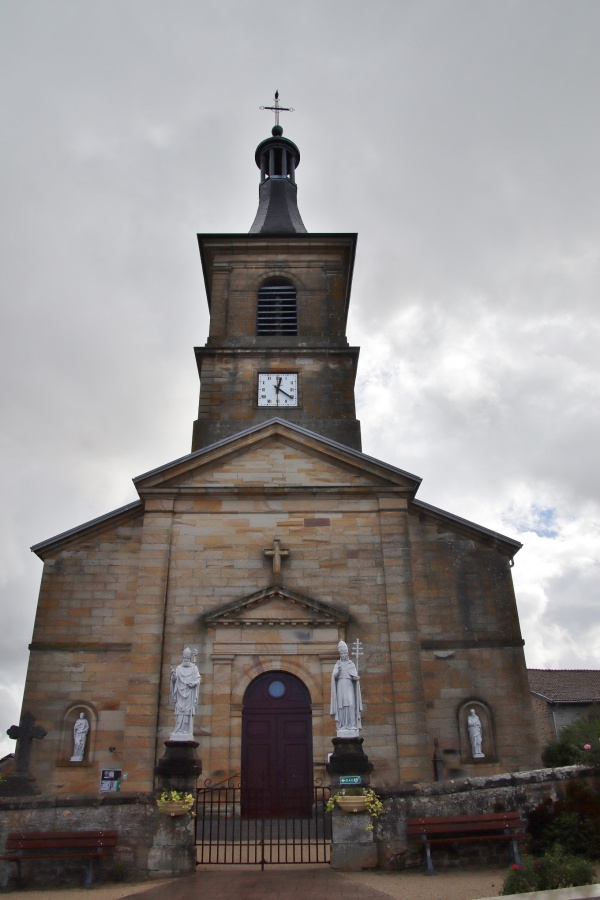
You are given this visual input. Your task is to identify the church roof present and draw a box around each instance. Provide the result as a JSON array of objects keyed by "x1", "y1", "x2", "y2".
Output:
[
  {"x1": 31, "y1": 418, "x2": 521, "y2": 558},
  {"x1": 132, "y1": 416, "x2": 422, "y2": 487},
  {"x1": 529, "y1": 669, "x2": 600, "y2": 704},
  {"x1": 412, "y1": 498, "x2": 522, "y2": 553},
  {"x1": 30, "y1": 500, "x2": 142, "y2": 557},
  {"x1": 248, "y1": 125, "x2": 306, "y2": 234}
]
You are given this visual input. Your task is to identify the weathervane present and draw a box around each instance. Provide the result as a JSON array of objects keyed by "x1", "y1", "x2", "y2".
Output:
[{"x1": 260, "y1": 90, "x2": 294, "y2": 128}]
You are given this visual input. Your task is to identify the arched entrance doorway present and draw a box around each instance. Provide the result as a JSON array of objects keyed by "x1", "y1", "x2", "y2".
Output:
[{"x1": 241, "y1": 671, "x2": 313, "y2": 818}]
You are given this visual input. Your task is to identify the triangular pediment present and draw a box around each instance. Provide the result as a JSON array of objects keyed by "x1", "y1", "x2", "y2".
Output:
[
  {"x1": 168, "y1": 438, "x2": 384, "y2": 489},
  {"x1": 203, "y1": 584, "x2": 349, "y2": 628},
  {"x1": 134, "y1": 419, "x2": 421, "y2": 495}
]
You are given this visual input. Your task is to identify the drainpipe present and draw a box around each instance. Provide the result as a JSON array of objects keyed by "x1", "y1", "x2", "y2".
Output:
[{"x1": 551, "y1": 704, "x2": 559, "y2": 740}]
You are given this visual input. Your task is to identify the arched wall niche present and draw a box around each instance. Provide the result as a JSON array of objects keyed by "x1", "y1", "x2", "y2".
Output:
[
  {"x1": 457, "y1": 699, "x2": 496, "y2": 763},
  {"x1": 59, "y1": 702, "x2": 97, "y2": 766}
]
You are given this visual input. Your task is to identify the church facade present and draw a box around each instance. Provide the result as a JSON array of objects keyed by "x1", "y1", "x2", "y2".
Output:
[{"x1": 21, "y1": 120, "x2": 540, "y2": 803}]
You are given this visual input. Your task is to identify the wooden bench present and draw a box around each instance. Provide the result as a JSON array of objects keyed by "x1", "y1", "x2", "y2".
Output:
[
  {"x1": 1, "y1": 830, "x2": 118, "y2": 888},
  {"x1": 407, "y1": 811, "x2": 525, "y2": 874}
]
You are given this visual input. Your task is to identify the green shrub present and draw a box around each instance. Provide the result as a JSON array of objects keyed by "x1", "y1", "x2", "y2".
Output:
[
  {"x1": 541, "y1": 711, "x2": 600, "y2": 769},
  {"x1": 527, "y1": 780, "x2": 600, "y2": 859},
  {"x1": 501, "y1": 845, "x2": 595, "y2": 895}
]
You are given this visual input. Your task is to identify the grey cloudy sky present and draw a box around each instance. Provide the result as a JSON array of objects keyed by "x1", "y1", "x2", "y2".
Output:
[{"x1": 1, "y1": 0, "x2": 599, "y2": 757}]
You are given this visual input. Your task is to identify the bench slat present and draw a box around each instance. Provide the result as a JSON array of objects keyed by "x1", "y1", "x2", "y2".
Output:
[
  {"x1": 407, "y1": 813, "x2": 520, "y2": 825},
  {"x1": 6, "y1": 831, "x2": 117, "y2": 852},
  {"x1": 7, "y1": 839, "x2": 117, "y2": 849},
  {"x1": 415, "y1": 834, "x2": 526, "y2": 845},
  {"x1": 7, "y1": 831, "x2": 117, "y2": 840},
  {"x1": 407, "y1": 822, "x2": 521, "y2": 836}
]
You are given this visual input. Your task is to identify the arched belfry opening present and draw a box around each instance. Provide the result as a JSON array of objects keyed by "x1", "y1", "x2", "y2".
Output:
[
  {"x1": 241, "y1": 671, "x2": 313, "y2": 818},
  {"x1": 256, "y1": 277, "x2": 297, "y2": 335}
]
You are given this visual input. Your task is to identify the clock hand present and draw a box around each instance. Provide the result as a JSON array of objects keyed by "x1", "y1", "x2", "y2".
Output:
[{"x1": 277, "y1": 388, "x2": 294, "y2": 400}]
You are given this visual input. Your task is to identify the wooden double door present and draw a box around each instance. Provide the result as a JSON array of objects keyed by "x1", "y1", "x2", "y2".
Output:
[{"x1": 241, "y1": 671, "x2": 313, "y2": 818}]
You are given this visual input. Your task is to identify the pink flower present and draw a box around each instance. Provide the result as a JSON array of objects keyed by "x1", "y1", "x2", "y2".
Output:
[
  {"x1": 584, "y1": 744, "x2": 592, "y2": 750},
  {"x1": 512, "y1": 864, "x2": 520, "y2": 870}
]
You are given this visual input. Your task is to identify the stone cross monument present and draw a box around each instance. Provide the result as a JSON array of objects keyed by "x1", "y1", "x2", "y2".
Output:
[{"x1": 0, "y1": 711, "x2": 47, "y2": 796}]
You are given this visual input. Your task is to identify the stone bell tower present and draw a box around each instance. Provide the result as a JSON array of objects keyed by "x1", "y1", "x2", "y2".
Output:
[{"x1": 191, "y1": 119, "x2": 362, "y2": 452}]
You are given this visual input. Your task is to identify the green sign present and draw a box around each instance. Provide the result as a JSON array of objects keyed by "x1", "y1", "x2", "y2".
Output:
[{"x1": 339, "y1": 775, "x2": 361, "y2": 785}]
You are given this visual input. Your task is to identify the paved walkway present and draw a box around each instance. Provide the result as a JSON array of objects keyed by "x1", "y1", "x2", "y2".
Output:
[
  {"x1": 14, "y1": 868, "x2": 600, "y2": 899},
  {"x1": 121, "y1": 867, "x2": 395, "y2": 899},
  {"x1": 114, "y1": 865, "x2": 510, "y2": 900},
  {"x1": 5, "y1": 864, "x2": 511, "y2": 900}
]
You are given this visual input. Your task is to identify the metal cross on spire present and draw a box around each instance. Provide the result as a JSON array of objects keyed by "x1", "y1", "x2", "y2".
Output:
[{"x1": 260, "y1": 90, "x2": 294, "y2": 128}]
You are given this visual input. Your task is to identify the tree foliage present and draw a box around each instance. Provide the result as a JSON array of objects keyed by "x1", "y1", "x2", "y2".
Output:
[{"x1": 542, "y1": 710, "x2": 600, "y2": 769}]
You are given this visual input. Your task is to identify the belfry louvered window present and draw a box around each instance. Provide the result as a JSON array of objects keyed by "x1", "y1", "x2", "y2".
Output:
[{"x1": 256, "y1": 278, "x2": 297, "y2": 335}]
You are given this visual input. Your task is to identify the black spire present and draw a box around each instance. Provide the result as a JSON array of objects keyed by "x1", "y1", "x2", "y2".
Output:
[{"x1": 249, "y1": 92, "x2": 307, "y2": 234}]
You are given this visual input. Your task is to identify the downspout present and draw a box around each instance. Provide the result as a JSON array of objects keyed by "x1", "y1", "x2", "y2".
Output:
[{"x1": 551, "y1": 704, "x2": 559, "y2": 740}]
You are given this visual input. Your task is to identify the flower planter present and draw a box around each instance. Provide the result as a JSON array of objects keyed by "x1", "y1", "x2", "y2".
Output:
[
  {"x1": 335, "y1": 795, "x2": 369, "y2": 814},
  {"x1": 158, "y1": 801, "x2": 190, "y2": 817}
]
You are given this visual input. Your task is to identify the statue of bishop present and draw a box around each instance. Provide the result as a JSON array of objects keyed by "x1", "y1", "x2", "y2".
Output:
[
  {"x1": 170, "y1": 647, "x2": 201, "y2": 741},
  {"x1": 330, "y1": 640, "x2": 362, "y2": 738}
]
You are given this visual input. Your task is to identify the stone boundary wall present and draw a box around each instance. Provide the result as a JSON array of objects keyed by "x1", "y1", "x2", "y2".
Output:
[
  {"x1": 2, "y1": 766, "x2": 598, "y2": 882},
  {"x1": 374, "y1": 765, "x2": 600, "y2": 870},
  {"x1": 0, "y1": 793, "x2": 195, "y2": 887}
]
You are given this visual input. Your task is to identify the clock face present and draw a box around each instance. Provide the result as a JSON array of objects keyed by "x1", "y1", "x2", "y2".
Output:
[{"x1": 258, "y1": 373, "x2": 298, "y2": 407}]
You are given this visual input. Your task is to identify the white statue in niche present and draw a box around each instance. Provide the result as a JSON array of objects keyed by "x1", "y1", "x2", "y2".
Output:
[
  {"x1": 70, "y1": 712, "x2": 90, "y2": 762},
  {"x1": 330, "y1": 640, "x2": 362, "y2": 738},
  {"x1": 467, "y1": 708, "x2": 485, "y2": 758},
  {"x1": 170, "y1": 647, "x2": 201, "y2": 741}
]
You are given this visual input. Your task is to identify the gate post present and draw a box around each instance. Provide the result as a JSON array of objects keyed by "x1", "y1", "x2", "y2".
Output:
[
  {"x1": 148, "y1": 740, "x2": 202, "y2": 878},
  {"x1": 327, "y1": 737, "x2": 377, "y2": 870}
]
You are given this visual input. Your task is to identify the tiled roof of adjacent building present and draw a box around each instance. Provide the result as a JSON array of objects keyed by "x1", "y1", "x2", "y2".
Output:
[{"x1": 528, "y1": 669, "x2": 600, "y2": 704}]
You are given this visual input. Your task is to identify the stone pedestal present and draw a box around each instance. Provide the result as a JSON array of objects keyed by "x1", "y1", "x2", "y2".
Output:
[
  {"x1": 327, "y1": 736, "x2": 377, "y2": 870},
  {"x1": 330, "y1": 808, "x2": 378, "y2": 870},
  {"x1": 149, "y1": 740, "x2": 202, "y2": 879},
  {"x1": 155, "y1": 740, "x2": 201, "y2": 792},
  {"x1": 326, "y1": 737, "x2": 373, "y2": 779},
  {"x1": 147, "y1": 812, "x2": 197, "y2": 879}
]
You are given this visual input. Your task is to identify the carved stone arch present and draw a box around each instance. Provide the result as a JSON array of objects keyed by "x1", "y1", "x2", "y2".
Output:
[
  {"x1": 251, "y1": 269, "x2": 304, "y2": 294},
  {"x1": 60, "y1": 702, "x2": 97, "y2": 765},
  {"x1": 457, "y1": 699, "x2": 496, "y2": 763},
  {"x1": 232, "y1": 657, "x2": 321, "y2": 709}
]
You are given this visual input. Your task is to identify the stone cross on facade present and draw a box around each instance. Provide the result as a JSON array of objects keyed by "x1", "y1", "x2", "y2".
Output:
[
  {"x1": 0, "y1": 711, "x2": 47, "y2": 796},
  {"x1": 264, "y1": 538, "x2": 290, "y2": 578}
]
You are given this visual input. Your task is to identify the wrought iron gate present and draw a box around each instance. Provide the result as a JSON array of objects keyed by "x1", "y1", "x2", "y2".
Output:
[{"x1": 196, "y1": 777, "x2": 331, "y2": 867}]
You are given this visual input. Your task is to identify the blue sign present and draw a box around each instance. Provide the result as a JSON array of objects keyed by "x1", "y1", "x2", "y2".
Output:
[{"x1": 339, "y1": 775, "x2": 361, "y2": 785}]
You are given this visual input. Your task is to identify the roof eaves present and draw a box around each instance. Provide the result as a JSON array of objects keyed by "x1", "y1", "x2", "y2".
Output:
[
  {"x1": 412, "y1": 498, "x2": 523, "y2": 553},
  {"x1": 30, "y1": 500, "x2": 143, "y2": 557},
  {"x1": 133, "y1": 417, "x2": 423, "y2": 487}
]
